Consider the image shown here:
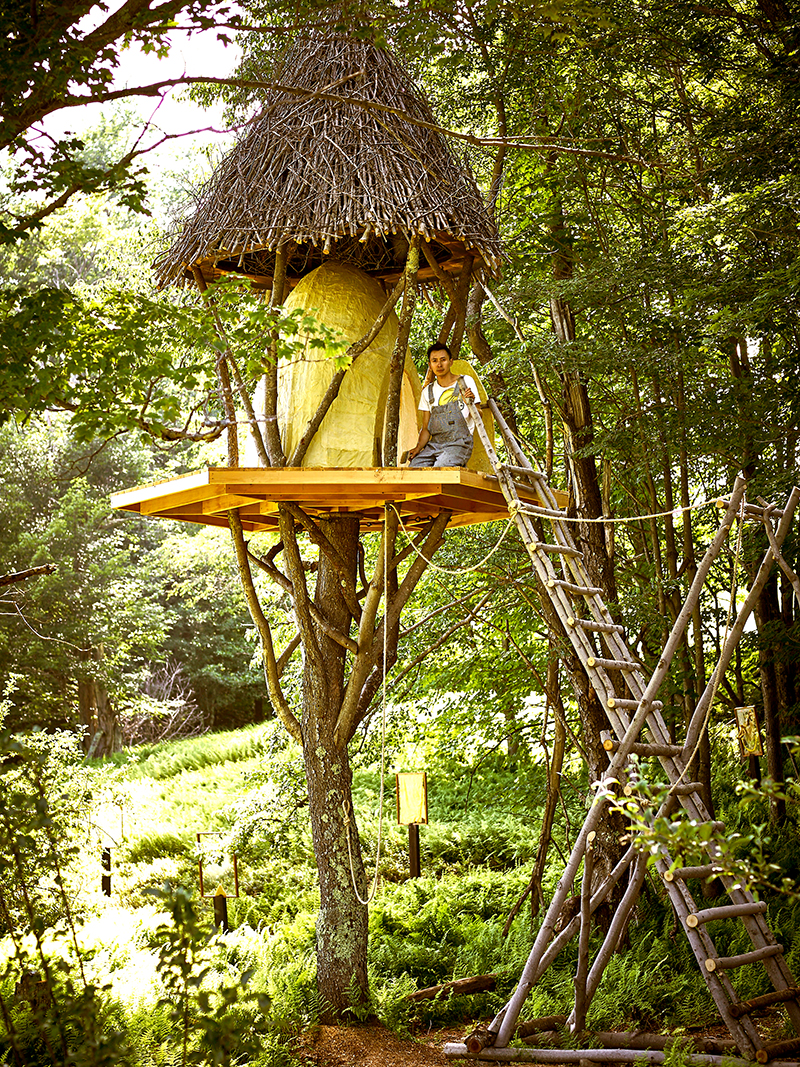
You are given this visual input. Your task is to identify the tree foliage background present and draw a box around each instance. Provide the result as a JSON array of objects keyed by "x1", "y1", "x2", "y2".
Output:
[{"x1": 1, "y1": 0, "x2": 800, "y2": 1039}]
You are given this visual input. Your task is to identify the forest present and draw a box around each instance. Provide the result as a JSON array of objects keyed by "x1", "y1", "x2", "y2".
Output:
[{"x1": 1, "y1": 0, "x2": 800, "y2": 1064}]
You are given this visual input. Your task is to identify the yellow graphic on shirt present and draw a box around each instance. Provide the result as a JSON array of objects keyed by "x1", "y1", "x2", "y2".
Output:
[{"x1": 438, "y1": 387, "x2": 457, "y2": 405}]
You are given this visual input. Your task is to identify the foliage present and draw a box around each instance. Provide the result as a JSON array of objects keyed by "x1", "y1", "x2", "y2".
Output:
[{"x1": 0, "y1": 0, "x2": 243, "y2": 240}]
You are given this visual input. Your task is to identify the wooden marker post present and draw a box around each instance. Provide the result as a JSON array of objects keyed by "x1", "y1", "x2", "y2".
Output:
[
  {"x1": 408, "y1": 823, "x2": 421, "y2": 878},
  {"x1": 396, "y1": 772, "x2": 428, "y2": 880},
  {"x1": 213, "y1": 887, "x2": 229, "y2": 932},
  {"x1": 101, "y1": 846, "x2": 111, "y2": 896}
]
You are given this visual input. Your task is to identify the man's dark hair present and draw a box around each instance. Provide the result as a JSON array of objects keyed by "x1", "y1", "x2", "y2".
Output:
[{"x1": 426, "y1": 342, "x2": 452, "y2": 360}]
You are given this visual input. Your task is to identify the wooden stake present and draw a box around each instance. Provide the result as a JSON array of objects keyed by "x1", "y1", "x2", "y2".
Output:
[
  {"x1": 263, "y1": 240, "x2": 292, "y2": 466},
  {"x1": 573, "y1": 834, "x2": 594, "y2": 1031},
  {"x1": 383, "y1": 237, "x2": 420, "y2": 466},
  {"x1": 408, "y1": 823, "x2": 420, "y2": 878},
  {"x1": 213, "y1": 886, "x2": 229, "y2": 932}
]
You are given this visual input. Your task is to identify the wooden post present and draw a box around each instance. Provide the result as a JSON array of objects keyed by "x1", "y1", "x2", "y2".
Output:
[
  {"x1": 213, "y1": 887, "x2": 229, "y2": 932},
  {"x1": 383, "y1": 237, "x2": 420, "y2": 466},
  {"x1": 101, "y1": 846, "x2": 111, "y2": 897},
  {"x1": 573, "y1": 832, "x2": 594, "y2": 1031},
  {"x1": 408, "y1": 824, "x2": 421, "y2": 879}
]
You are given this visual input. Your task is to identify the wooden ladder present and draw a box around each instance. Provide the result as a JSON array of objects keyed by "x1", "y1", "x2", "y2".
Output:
[{"x1": 444, "y1": 398, "x2": 800, "y2": 1065}]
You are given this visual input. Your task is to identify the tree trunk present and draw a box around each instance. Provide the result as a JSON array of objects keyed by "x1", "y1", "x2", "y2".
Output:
[
  {"x1": 302, "y1": 713, "x2": 368, "y2": 1018},
  {"x1": 78, "y1": 644, "x2": 120, "y2": 757},
  {"x1": 294, "y1": 512, "x2": 370, "y2": 1017}
]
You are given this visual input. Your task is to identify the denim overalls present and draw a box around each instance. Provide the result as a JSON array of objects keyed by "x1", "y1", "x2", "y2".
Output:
[{"x1": 410, "y1": 376, "x2": 474, "y2": 468}]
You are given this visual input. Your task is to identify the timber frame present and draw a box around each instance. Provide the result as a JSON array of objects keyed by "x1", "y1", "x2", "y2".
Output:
[{"x1": 110, "y1": 464, "x2": 566, "y2": 533}]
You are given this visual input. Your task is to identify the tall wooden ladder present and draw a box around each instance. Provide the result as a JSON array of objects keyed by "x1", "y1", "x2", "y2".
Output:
[{"x1": 444, "y1": 398, "x2": 800, "y2": 1066}]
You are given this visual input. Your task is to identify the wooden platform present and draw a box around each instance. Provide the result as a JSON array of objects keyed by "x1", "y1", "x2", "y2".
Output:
[{"x1": 110, "y1": 466, "x2": 564, "y2": 533}]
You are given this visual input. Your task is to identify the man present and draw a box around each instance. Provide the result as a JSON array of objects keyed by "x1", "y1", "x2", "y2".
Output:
[{"x1": 407, "y1": 344, "x2": 478, "y2": 468}]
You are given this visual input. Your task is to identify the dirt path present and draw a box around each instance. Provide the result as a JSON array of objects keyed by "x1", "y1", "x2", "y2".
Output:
[{"x1": 291, "y1": 1024, "x2": 466, "y2": 1066}]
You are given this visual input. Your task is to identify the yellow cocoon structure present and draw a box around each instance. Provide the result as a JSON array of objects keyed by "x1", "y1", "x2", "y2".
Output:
[{"x1": 275, "y1": 261, "x2": 421, "y2": 468}]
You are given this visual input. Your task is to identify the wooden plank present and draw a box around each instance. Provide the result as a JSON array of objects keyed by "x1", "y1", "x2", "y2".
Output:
[
  {"x1": 112, "y1": 464, "x2": 554, "y2": 533},
  {"x1": 202, "y1": 494, "x2": 266, "y2": 514},
  {"x1": 137, "y1": 486, "x2": 221, "y2": 515},
  {"x1": 111, "y1": 469, "x2": 211, "y2": 508},
  {"x1": 138, "y1": 509, "x2": 263, "y2": 533}
]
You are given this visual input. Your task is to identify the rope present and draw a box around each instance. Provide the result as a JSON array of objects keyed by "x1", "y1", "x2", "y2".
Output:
[
  {"x1": 668, "y1": 493, "x2": 746, "y2": 796},
  {"x1": 494, "y1": 409, "x2": 722, "y2": 527},
  {"x1": 535, "y1": 498, "x2": 717, "y2": 526},
  {"x1": 344, "y1": 505, "x2": 389, "y2": 906},
  {"x1": 389, "y1": 503, "x2": 517, "y2": 574}
]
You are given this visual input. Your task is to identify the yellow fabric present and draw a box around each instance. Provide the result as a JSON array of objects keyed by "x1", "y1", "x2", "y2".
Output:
[
  {"x1": 451, "y1": 357, "x2": 495, "y2": 474},
  {"x1": 277, "y1": 262, "x2": 421, "y2": 467}
]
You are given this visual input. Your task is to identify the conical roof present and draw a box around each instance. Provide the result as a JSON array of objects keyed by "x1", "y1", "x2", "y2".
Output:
[{"x1": 156, "y1": 32, "x2": 502, "y2": 289}]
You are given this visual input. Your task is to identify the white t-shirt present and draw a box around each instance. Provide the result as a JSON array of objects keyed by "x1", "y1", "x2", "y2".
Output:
[{"x1": 418, "y1": 375, "x2": 479, "y2": 434}]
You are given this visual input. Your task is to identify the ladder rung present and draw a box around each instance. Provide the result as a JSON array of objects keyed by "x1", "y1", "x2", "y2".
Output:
[
  {"x1": 500, "y1": 463, "x2": 545, "y2": 480},
  {"x1": 717, "y1": 498, "x2": 785, "y2": 521},
  {"x1": 756, "y1": 1038, "x2": 800, "y2": 1063},
  {"x1": 519, "y1": 503, "x2": 569, "y2": 520},
  {"x1": 534, "y1": 542, "x2": 583, "y2": 558},
  {"x1": 547, "y1": 578, "x2": 603, "y2": 596},
  {"x1": 604, "y1": 739, "x2": 683, "y2": 758},
  {"x1": 587, "y1": 656, "x2": 638, "y2": 672},
  {"x1": 730, "y1": 987, "x2": 800, "y2": 1018},
  {"x1": 705, "y1": 944, "x2": 783, "y2": 971},
  {"x1": 606, "y1": 698, "x2": 663, "y2": 710},
  {"x1": 663, "y1": 864, "x2": 722, "y2": 883},
  {"x1": 670, "y1": 781, "x2": 704, "y2": 796},
  {"x1": 568, "y1": 616, "x2": 625, "y2": 634},
  {"x1": 686, "y1": 901, "x2": 767, "y2": 928}
]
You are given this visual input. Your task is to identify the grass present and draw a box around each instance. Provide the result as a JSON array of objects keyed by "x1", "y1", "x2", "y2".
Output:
[
  {"x1": 6, "y1": 720, "x2": 800, "y2": 1066},
  {"x1": 101, "y1": 723, "x2": 272, "y2": 780}
]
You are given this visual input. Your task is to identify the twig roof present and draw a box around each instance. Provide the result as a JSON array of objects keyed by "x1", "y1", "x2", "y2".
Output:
[{"x1": 156, "y1": 32, "x2": 502, "y2": 289}]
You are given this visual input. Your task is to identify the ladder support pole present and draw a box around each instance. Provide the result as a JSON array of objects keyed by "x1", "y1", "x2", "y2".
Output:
[
  {"x1": 684, "y1": 485, "x2": 800, "y2": 757},
  {"x1": 494, "y1": 798, "x2": 609, "y2": 1046},
  {"x1": 496, "y1": 480, "x2": 748, "y2": 1050},
  {"x1": 572, "y1": 838, "x2": 594, "y2": 1031},
  {"x1": 583, "y1": 851, "x2": 649, "y2": 1006},
  {"x1": 603, "y1": 476, "x2": 748, "y2": 766},
  {"x1": 533, "y1": 846, "x2": 638, "y2": 981}
]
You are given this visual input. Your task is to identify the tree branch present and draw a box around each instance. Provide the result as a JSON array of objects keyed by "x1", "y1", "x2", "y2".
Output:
[
  {"x1": 281, "y1": 502, "x2": 362, "y2": 621},
  {"x1": 278, "y1": 507, "x2": 326, "y2": 674},
  {"x1": 228, "y1": 510, "x2": 300, "y2": 743},
  {"x1": 276, "y1": 633, "x2": 301, "y2": 677},
  {"x1": 248, "y1": 546, "x2": 358, "y2": 654},
  {"x1": 192, "y1": 269, "x2": 268, "y2": 464},
  {"x1": 288, "y1": 274, "x2": 405, "y2": 467},
  {"x1": 263, "y1": 239, "x2": 291, "y2": 465},
  {"x1": 0, "y1": 565, "x2": 56, "y2": 587}
]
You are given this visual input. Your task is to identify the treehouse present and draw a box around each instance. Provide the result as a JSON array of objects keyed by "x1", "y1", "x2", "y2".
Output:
[{"x1": 115, "y1": 31, "x2": 556, "y2": 531}]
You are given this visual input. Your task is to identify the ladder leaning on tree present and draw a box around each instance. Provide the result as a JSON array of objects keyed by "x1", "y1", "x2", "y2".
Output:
[{"x1": 443, "y1": 396, "x2": 800, "y2": 1067}]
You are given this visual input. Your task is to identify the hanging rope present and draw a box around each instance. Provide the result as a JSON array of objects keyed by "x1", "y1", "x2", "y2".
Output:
[
  {"x1": 538, "y1": 498, "x2": 716, "y2": 526},
  {"x1": 344, "y1": 505, "x2": 389, "y2": 906},
  {"x1": 668, "y1": 493, "x2": 746, "y2": 795},
  {"x1": 390, "y1": 503, "x2": 517, "y2": 575},
  {"x1": 388, "y1": 495, "x2": 727, "y2": 575}
]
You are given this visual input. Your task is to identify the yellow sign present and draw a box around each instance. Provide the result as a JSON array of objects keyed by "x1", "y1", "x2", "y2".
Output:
[
  {"x1": 396, "y1": 772, "x2": 428, "y2": 825},
  {"x1": 735, "y1": 706, "x2": 763, "y2": 758}
]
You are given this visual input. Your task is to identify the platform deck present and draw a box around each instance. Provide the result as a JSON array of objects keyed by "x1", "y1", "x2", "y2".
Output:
[{"x1": 110, "y1": 466, "x2": 563, "y2": 533}]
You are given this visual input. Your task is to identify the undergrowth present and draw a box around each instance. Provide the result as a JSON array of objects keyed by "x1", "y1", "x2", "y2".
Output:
[{"x1": 4, "y1": 716, "x2": 800, "y2": 1065}]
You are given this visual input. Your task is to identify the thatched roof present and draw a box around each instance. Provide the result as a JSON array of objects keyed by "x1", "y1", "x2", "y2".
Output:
[{"x1": 156, "y1": 33, "x2": 502, "y2": 289}]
